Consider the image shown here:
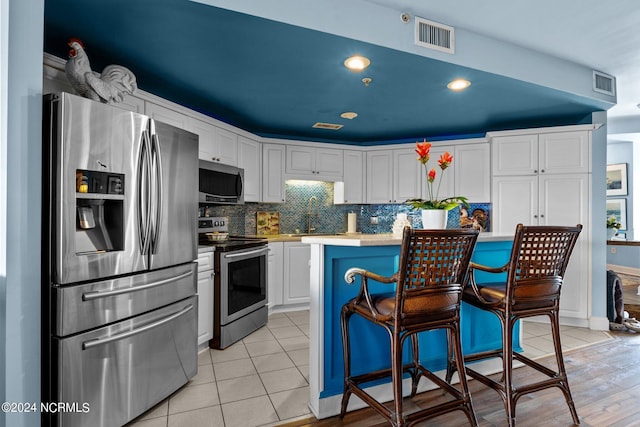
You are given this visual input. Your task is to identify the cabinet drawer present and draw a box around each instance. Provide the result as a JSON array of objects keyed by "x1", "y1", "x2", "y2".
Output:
[{"x1": 197, "y1": 252, "x2": 214, "y2": 272}]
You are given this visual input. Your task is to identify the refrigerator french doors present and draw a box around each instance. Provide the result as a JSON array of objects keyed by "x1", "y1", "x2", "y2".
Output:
[
  {"x1": 46, "y1": 93, "x2": 197, "y2": 284},
  {"x1": 42, "y1": 92, "x2": 199, "y2": 427}
]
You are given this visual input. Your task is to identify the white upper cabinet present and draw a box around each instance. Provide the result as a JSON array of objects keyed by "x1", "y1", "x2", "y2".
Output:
[
  {"x1": 492, "y1": 130, "x2": 589, "y2": 176},
  {"x1": 285, "y1": 146, "x2": 343, "y2": 179},
  {"x1": 492, "y1": 134, "x2": 538, "y2": 176},
  {"x1": 191, "y1": 119, "x2": 238, "y2": 166},
  {"x1": 237, "y1": 136, "x2": 261, "y2": 202},
  {"x1": 393, "y1": 149, "x2": 422, "y2": 203},
  {"x1": 262, "y1": 143, "x2": 286, "y2": 203},
  {"x1": 455, "y1": 143, "x2": 491, "y2": 202},
  {"x1": 539, "y1": 131, "x2": 590, "y2": 174},
  {"x1": 366, "y1": 150, "x2": 394, "y2": 203},
  {"x1": 145, "y1": 102, "x2": 189, "y2": 129},
  {"x1": 334, "y1": 150, "x2": 365, "y2": 204}
]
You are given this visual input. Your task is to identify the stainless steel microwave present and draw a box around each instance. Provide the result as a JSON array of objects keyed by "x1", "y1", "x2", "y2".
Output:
[{"x1": 199, "y1": 160, "x2": 244, "y2": 204}]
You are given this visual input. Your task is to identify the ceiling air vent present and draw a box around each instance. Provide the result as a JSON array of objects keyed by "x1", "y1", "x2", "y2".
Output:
[
  {"x1": 415, "y1": 17, "x2": 454, "y2": 54},
  {"x1": 312, "y1": 122, "x2": 343, "y2": 130},
  {"x1": 593, "y1": 71, "x2": 616, "y2": 96}
]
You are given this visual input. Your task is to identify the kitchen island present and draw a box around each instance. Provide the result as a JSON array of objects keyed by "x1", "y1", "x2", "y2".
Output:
[{"x1": 301, "y1": 232, "x2": 516, "y2": 419}]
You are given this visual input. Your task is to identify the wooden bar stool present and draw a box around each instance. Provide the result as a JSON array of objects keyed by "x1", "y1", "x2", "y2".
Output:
[
  {"x1": 340, "y1": 227, "x2": 479, "y2": 426},
  {"x1": 461, "y1": 224, "x2": 582, "y2": 426}
]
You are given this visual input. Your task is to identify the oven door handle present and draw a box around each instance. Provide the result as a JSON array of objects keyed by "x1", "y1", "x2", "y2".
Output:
[
  {"x1": 81, "y1": 271, "x2": 193, "y2": 301},
  {"x1": 223, "y1": 247, "x2": 269, "y2": 259},
  {"x1": 82, "y1": 304, "x2": 194, "y2": 350}
]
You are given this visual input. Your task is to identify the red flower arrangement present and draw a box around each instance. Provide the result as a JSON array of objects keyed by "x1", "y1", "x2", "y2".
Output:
[{"x1": 406, "y1": 139, "x2": 469, "y2": 210}]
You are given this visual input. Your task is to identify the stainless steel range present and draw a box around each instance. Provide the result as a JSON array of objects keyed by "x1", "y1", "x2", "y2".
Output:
[{"x1": 199, "y1": 217, "x2": 268, "y2": 349}]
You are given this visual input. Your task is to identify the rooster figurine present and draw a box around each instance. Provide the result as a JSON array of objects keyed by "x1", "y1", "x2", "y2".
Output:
[{"x1": 65, "y1": 38, "x2": 138, "y2": 104}]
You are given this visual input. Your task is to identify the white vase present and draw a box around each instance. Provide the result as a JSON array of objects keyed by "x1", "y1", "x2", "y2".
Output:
[
  {"x1": 421, "y1": 209, "x2": 448, "y2": 229},
  {"x1": 607, "y1": 228, "x2": 618, "y2": 240}
]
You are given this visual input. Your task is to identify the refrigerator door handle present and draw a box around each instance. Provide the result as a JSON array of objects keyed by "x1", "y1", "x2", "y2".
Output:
[
  {"x1": 138, "y1": 130, "x2": 153, "y2": 255},
  {"x1": 81, "y1": 270, "x2": 194, "y2": 301},
  {"x1": 81, "y1": 304, "x2": 194, "y2": 350},
  {"x1": 150, "y1": 121, "x2": 164, "y2": 254}
]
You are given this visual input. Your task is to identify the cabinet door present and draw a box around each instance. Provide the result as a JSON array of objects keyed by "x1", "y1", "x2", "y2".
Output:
[
  {"x1": 190, "y1": 118, "x2": 217, "y2": 162},
  {"x1": 145, "y1": 102, "x2": 189, "y2": 129},
  {"x1": 267, "y1": 242, "x2": 284, "y2": 308},
  {"x1": 455, "y1": 143, "x2": 490, "y2": 202},
  {"x1": 315, "y1": 148, "x2": 343, "y2": 178},
  {"x1": 197, "y1": 271, "x2": 213, "y2": 345},
  {"x1": 491, "y1": 134, "x2": 538, "y2": 176},
  {"x1": 539, "y1": 174, "x2": 589, "y2": 319},
  {"x1": 196, "y1": 252, "x2": 214, "y2": 346},
  {"x1": 366, "y1": 151, "x2": 393, "y2": 203},
  {"x1": 286, "y1": 146, "x2": 315, "y2": 176},
  {"x1": 214, "y1": 127, "x2": 238, "y2": 166},
  {"x1": 393, "y1": 149, "x2": 422, "y2": 203},
  {"x1": 283, "y1": 243, "x2": 311, "y2": 305},
  {"x1": 237, "y1": 136, "x2": 261, "y2": 202},
  {"x1": 491, "y1": 176, "x2": 538, "y2": 233},
  {"x1": 539, "y1": 131, "x2": 589, "y2": 174},
  {"x1": 262, "y1": 144, "x2": 286, "y2": 203},
  {"x1": 335, "y1": 150, "x2": 365, "y2": 204}
]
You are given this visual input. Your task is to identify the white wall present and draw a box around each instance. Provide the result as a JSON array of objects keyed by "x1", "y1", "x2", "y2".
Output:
[{"x1": 1, "y1": 0, "x2": 44, "y2": 426}]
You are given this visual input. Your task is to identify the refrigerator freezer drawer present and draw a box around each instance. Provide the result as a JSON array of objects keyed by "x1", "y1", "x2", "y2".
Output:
[
  {"x1": 54, "y1": 262, "x2": 196, "y2": 336},
  {"x1": 52, "y1": 296, "x2": 197, "y2": 427}
]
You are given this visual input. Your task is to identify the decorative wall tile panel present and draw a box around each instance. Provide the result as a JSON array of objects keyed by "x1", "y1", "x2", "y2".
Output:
[{"x1": 203, "y1": 181, "x2": 490, "y2": 235}]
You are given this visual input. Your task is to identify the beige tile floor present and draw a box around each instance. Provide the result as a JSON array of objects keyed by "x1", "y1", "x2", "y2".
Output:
[{"x1": 127, "y1": 310, "x2": 611, "y2": 427}]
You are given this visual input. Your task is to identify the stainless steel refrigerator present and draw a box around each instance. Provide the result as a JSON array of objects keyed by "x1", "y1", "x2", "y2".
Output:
[{"x1": 42, "y1": 92, "x2": 199, "y2": 427}]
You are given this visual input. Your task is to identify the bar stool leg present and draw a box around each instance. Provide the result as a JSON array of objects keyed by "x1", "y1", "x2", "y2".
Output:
[{"x1": 339, "y1": 306, "x2": 353, "y2": 418}]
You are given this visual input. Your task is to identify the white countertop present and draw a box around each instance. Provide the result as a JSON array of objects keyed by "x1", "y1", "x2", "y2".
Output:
[{"x1": 301, "y1": 232, "x2": 513, "y2": 246}]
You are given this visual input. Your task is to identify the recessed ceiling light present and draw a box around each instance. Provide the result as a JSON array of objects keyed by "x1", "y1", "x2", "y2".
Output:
[
  {"x1": 340, "y1": 112, "x2": 358, "y2": 120},
  {"x1": 447, "y1": 79, "x2": 471, "y2": 91},
  {"x1": 344, "y1": 55, "x2": 370, "y2": 72}
]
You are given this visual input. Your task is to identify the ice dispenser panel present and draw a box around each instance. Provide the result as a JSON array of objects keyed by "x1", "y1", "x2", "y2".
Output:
[{"x1": 75, "y1": 169, "x2": 125, "y2": 254}]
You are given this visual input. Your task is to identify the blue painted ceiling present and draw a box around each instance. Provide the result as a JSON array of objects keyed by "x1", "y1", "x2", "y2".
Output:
[{"x1": 44, "y1": 0, "x2": 612, "y2": 145}]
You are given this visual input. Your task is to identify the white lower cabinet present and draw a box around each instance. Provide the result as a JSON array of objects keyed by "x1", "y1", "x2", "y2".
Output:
[
  {"x1": 267, "y1": 242, "x2": 284, "y2": 308},
  {"x1": 283, "y1": 242, "x2": 311, "y2": 305},
  {"x1": 196, "y1": 252, "x2": 214, "y2": 346},
  {"x1": 268, "y1": 241, "x2": 310, "y2": 311}
]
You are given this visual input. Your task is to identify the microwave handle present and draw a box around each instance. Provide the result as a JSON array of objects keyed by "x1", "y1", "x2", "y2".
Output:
[
  {"x1": 236, "y1": 173, "x2": 243, "y2": 198},
  {"x1": 206, "y1": 194, "x2": 237, "y2": 200}
]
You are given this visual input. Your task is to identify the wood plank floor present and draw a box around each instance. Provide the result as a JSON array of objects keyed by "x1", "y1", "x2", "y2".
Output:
[{"x1": 281, "y1": 331, "x2": 640, "y2": 426}]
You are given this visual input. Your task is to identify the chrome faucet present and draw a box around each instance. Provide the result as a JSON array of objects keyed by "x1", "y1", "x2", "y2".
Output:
[{"x1": 307, "y1": 196, "x2": 319, "y2": 234}]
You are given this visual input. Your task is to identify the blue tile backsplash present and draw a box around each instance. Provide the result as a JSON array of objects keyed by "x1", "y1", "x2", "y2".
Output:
[{"x1": 201, "y1": 180, "x2": 491, "y2": 236}]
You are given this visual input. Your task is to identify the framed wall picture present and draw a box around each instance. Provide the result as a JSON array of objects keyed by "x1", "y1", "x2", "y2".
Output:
[
  {"x1": 606, "y1": 163, "x2": 628, "y2": 196},
  {"x1": 606, "y1": 198, "x2": 627, "y2": 230}
]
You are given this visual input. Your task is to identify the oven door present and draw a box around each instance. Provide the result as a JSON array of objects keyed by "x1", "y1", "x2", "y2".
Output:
[{"x1": 219, "y1": 246, "x2": 268, "y2": 324}]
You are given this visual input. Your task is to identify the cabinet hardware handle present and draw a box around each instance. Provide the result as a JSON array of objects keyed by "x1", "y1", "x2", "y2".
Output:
[
  {"x1": 82, "y1": 270, "x2": 193, "y2": 301},
  {"x1": 534, "y1": 214, "x2": 538, "y2": 218},
  {"x1": 541, "y1": 169, "x2": 545, "y2": 173},
  {"x1": 82, "y1": 304, "x2": 194, "y2": 350},
  {"x1": 534, "y1": 170, "x2": 538, "y2": 173}
]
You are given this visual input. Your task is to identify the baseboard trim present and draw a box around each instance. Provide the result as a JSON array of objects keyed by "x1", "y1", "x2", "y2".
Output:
[{"x1": 589, "y1": 316, "x2": 610, "y2": 331}]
